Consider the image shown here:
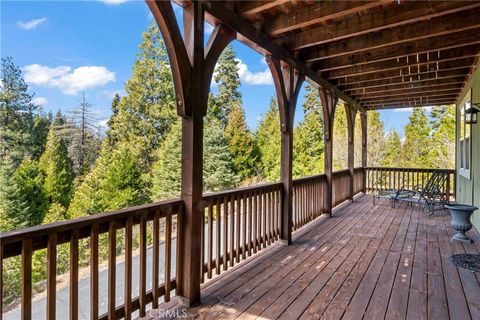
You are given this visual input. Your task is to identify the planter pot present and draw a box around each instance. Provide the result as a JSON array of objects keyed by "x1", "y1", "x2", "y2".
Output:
[{"x1": 445, "y1": 204, "x2": 478, "y2": 243}]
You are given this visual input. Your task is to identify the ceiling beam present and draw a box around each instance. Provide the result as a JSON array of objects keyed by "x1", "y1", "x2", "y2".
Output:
[
  {"x1": 358, "y1": 92, "x2": 458, "y2": 103},
  {"x1": 347, "y1": 77, "x2": 466, "y2": 95},
  {"x1": 265, "y1": 1, "x2": 391, "y2": 37},
  {"x1": 283, "y1": 1, "x2": 480, "y2": 51},
  {"x1": 334, "y1": 67, "x2": 471, "y2": 88},
  {"x1": 316, "y1": 44, "x2": 480, "y2": 72},
  {"x1": 300, "y1": 20, "x2": 480, "y2": 63},
  {"x1": 365, "y1": 98, "x2": 455, "y2": 109},
  {"x1": 367, "y1": 97, "x2": 455, "y2": 105},
  {"x1": 237, "y1": 0, "x2": 289, "y2": 16},
  {"x1": 355, "y1": 87, "x2": 461, "y2": 100},
  {"x1": 326, "y1": 56, "x2": 476, "y2": 79},
  {"x1": 202, "y1": 1, "x2": 363, "y2": 111}
]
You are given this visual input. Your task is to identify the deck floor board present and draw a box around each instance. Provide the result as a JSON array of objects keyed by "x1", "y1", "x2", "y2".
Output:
[{"x1": 156, "y1": 195, "x2": 480, "y2": 320}]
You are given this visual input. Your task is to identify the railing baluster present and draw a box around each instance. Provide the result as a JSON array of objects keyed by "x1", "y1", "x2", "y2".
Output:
[
  {"x1": 125, "y1": 217, "x2": 133, "y2": 319},
  {"x1": 229, "y1": 195, "x2": 235, "y2": 267},
  {"x1": 216, "y1": 200, "x2": 221, "y2": 274},
  {"x1": 21, "y1": 239, "x2": 32, "y2": 320},
  {"x1": 152, "y1": 212, "x2": 159, "y2": 309},
  {"x1": 223, "y1": 198, "x2": 228, "y2": 270},
  {"x1": 207, "y1": 202, "x2": 213, "y2": 279},
  {"x1": 236, "y1": 194, "x2": 241, "y2": 263},
  {"x1": 108, "y1": 221, "x2": 116, "y2": 319},
  {"x1": 262, "y1": 191, "x2": 266, "y2": 249},
  {"x1": 139, "y1": 215, "x2": 147, "y2": 317},
  {"x1": 70, "y1": 230, "x2": 79, "y2": 320},
  {"x1": 242, "y1": 194, "x2": 247, "y2": 259},
  {"x1": 253, "y1": 191, "x2": 257, "y2": 254},
  {"x1": 200, "y1": 203, "x2": 205, "y2": 283},
  {"x1": 165, "y1": 211, "x2": 172, "y2": 302},
  {"x1": 47, "y1": 233, "x2": 57, "y2": 320},
  {"x1": 90, "y1": 225, "x2": 99, "y2": 320}
]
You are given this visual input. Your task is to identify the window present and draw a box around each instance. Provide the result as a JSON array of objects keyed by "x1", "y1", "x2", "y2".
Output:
[{"x1": 459, "y1": 90, "x2": 471, "y2": 179}]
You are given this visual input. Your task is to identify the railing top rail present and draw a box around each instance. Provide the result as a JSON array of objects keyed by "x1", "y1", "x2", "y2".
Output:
[
  {"x1": 202, "y1": 181, "x2": 282, "y2": 201},
  {"x1": 292, "y1": 173, "x2": 327, "y2": 185},
  {"x1": 333, "y1": 168, "x2": 350, "y2": 175},
  {"x1": 365, "y1": 167, "x2": 455, "y2": 173},
  {"x1": 1, "y1": 198, "x2": 183, "y2": 258}
]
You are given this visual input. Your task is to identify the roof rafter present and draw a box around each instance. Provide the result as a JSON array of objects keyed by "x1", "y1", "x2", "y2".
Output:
[
  {"x1": 202, "y1": 0, "x2": 364, "y2": 111},
  {"x1": 283, "y1": 1, "x2": 480, "y2": 51},
  {"x1": 265, "y1": 0, "x2": 391, "y2": 36}
]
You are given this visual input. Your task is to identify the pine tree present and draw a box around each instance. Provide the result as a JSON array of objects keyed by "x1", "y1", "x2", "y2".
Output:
[
  {"x1": 150, "y1": 119, "x2": 182, "y2": 200},
  {"x1": 225, "y1": 105, "x2": 259, "y2": 182},
  {"x1": 354, "y1": 114, "x2": 363, "y2": 167},
  {"x1": 402, "y1": 108, "x2": 432, "y2": 168},
  {"x1": 293, "y1": 85, "x2": 324, "y2": 177},
  {"x1": 106, "y1": 22, "x2": 176, "y2": 171},
  {"x1": 0, "y1": 158, "x2": 47, "y2": 231},
  {"x1": 429, "y1": 105, "x2": 455, "y2": 168},
  {"x1": 382, "y1": 130, "x2": 402, "y2": 167},
  {"x1": 0, "y1": 57, "x2": 37, "y2": 166},
  {"x1": 68, "y1": 142, "x2": 149, "y2": 218},
  {"x1": 31, "y1": 111, "x2": 52, "y2": 159},
  {"x1": 366, "y1": 110, "x2": 386, "y2": 167},
  {"x1": 209, "y1": 45, "x2": 241, "y2": 128},
  {"x1": 68, "y1": 93, "x2": 101, "y2": 175},
  {"x1": 150, "y1": 118, "x2": 238, "y2": 199},
  {"x1": 39, "y1": 129, "x2": 74, "y2": 208},
  {"x1": 332, "y1": 103, "x2": 349, "y2": 170},
  {"x1": 256, "y1": 98, "x2": 281, "y2": 181},
  {"x1": 106, "y1": 93, "x2": 121, "y2": 143},
  {"x1": 203, "y1": 118, "x2": 238, "y2": 192}
]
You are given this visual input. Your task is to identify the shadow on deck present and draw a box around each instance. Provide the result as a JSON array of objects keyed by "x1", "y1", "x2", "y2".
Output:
[{"x1": 154, "y1": 194, "x2": 480, "y2": 320}]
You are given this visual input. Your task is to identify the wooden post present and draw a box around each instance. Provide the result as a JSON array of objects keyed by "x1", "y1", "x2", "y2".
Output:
[
  {"x1": 345, "y1": 104, "x2": 357, "y2": 200},
  {"x1": 148, "y1": 0, "x2": 234, "y2": 306},
  {"x1": 360, "y1": 111, "x2": 368, "y2": 192},
  {"x1": 319, "y1": 88, "x2": 338, "y2": 216},
  {"x1": 266, "y1": 56, "x2": 304, "y2": 245}
]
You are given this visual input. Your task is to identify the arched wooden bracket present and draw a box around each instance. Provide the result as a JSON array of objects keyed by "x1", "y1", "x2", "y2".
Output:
[
  {"x1": 319, "y1": 87, "x2": 338, "y2": 141},
  {"x1": 266, "y1": 55, "x2": 304, "y2": 133},
  {"x1": 147, "y1": 0, "x2": 235, "y2": 117},
  {"x1": 345, "y1": 104, "x2": 357, "y2": 144}
]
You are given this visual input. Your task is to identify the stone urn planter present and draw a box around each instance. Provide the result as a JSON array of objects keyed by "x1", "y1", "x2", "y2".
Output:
[{"x1": 445, "y1": 204, "x2": 478, "y2": 243}]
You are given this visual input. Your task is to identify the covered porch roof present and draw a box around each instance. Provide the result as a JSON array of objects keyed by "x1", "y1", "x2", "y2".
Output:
[{"x1": 176, "y1": 0, "x2": 480, "y2": 110}]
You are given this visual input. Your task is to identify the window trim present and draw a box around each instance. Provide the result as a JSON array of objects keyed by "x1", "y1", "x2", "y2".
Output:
[{"x1": 459, "y1": 89, "x2": 472, "y2": 179}]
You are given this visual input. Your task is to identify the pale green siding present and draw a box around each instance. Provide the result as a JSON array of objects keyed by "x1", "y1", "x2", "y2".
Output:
[{"x1": 456, "y1": 64, "x2": 480, "y2": 231}]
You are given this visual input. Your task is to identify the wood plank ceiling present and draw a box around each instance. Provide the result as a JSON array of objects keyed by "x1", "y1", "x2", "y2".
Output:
[{"x1": 200, "y1": 0, "x2": 480, "y2": 110}]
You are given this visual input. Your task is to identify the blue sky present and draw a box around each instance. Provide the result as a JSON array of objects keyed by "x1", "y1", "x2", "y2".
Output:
[{"x1": 1, "y1": 0, "x2": 414, "y2": 135}]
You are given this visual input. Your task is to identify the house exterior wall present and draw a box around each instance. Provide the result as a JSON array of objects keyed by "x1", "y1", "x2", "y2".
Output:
[{"x1": 456, "y1": 63, "x2": 480, "y2": 231}]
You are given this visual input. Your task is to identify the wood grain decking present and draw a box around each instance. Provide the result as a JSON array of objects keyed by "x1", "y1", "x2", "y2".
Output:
[{"x1": 157, "y1": 194, "x2": 480, "y2": 320}]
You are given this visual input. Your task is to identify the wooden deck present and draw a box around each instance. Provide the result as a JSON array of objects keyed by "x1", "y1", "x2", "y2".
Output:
[{"x1": 163, "y1": 194, "x2": 480, "y2": 320}]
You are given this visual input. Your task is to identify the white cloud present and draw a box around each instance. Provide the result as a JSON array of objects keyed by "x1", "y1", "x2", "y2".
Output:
[
  {"x1": 17, "y1": 18, "x2": 47, "y2": 30},
  {"x1": 98, "y1": 0, "x2": 129, "y2": 4},
  {"x1": 32, "y1": 97, "x2": 48, "y2": 106},
  {"x1": 23, "y1": 64, "x2": 116, "y2": 95},
  {"x1": 236, "y1": 59, "x2": 273, "y2": 85}
]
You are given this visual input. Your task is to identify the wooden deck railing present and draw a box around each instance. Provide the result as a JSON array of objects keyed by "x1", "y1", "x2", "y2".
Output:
[
  {"x1": 365, "y1": 167, "x2": 455, "y2": 199},
  {"x1": 292, "y1": 174, "x2": 327, "y2": 230},
  {"x1": 0, "y1": 199, "x2": 183, "y2": 320},
  {"x1": 4, "y1": 166, "x2": 454, "y2": 319},
  {"x1": 200, "y1": 182, "x2": 282, "y2": 282}
]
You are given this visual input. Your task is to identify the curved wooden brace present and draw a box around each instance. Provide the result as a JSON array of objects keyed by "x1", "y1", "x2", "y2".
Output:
[
  {"x1": 147, "y1": 0, "x2": 192, "y2": 116},
  {"x1": 266, "y1": 55, "x2": 304, "y2": 132},
  {"x1": 202, "y1": 25, "x2": 236, "y2": 112},
  {"x1": 319, "y1": 87, "x2": 338, "y2": 141},
  {"x1": 345, "y1": 104, "x2": 357, "y2": 144}
]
